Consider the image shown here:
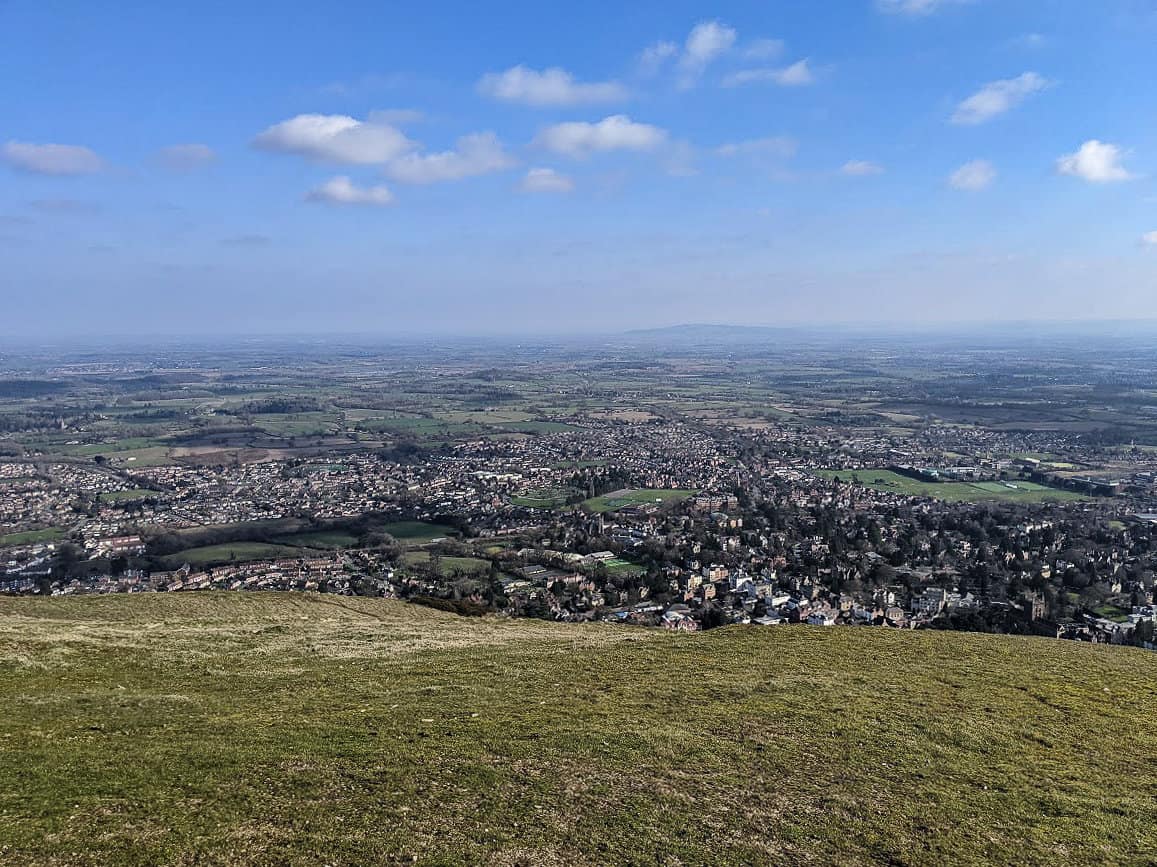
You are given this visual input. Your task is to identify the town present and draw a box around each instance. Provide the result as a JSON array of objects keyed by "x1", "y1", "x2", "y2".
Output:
[{"x1": 3, "y1": 333, "x2": 1156, "y2": 651}]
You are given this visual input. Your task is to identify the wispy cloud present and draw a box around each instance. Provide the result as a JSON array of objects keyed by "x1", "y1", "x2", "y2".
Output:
[
  {"x1": 384, "y1": 132, "x2": 516, "y2": 184},
  {"x1": 678, "y1": 21, "x2": 737, "y2": 88},
  {"x1": 716, "y1": 137, "x2": 798, "y2": 159},
  {"x1": 536, "y1": 115, "x2": 667, "y2": 159},
  {"x1": 949, "y1": 159, "x2": 996, "y2": 190},
  {"x1": 841, "y1": 160, "x2": 885, "y2": 176},
  {"x1": 520, "y1": 167, "x2": 575, "y2": 194},
  {"x1": 158, "y1": 143, "x2": 216, "y2": 171},
  {"x1": 877, "y1": 0, "x2": 972, "y2": 15},
  {"x1": 951, "y1": 72, "x2": 1049, "y2": 125},
  {"x1": 478, "y1": 66, "x2": 627, "y2": 107},
  {"x1": 305, "y1": 176, "x2": 395, "y2": 205},
  {"x1": 723, "y1": 59, "x2": 814, "y2": 88},
  {"x1": 2, "y1": 141, "x2": 103, "y2": 175}
]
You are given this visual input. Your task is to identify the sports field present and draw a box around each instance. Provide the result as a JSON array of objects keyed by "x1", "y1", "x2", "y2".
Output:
[
  {"x1": 583, "y1": 488, "x2": 697, "y2": 513},
  {"x1": 814, "y1": 470, "x2": 1088, "y2": 503}
]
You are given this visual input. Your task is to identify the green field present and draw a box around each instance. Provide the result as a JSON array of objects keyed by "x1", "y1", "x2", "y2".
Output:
[
  {"x1": 273, "y1": 531, "x2": 361, "y2": 550},
  {"x1": 583, "y1": 488, "x2": 698, "y2": 513},
  {"x1": 161, "y1": 542, "x2": 308, "y2": 568},
  {"x1": 401, "y1": 552, "x2": 492, "y2": 576},
  {"x1": 0, "y1": 527, "x2": 65, "y2": 547},
  {"x1": 379, "y1": 521, "x2": 456, "y2": 544},
  {"x1": 603, "y1": 557, "x2": 645, "y2": 576},
  {"x1": 98, "y1": 489, "x2": 157, "y2": 503},
  {"x1": 509, "y1": 487, "x2": 581, "y2": 509},
  {"x1": 815, "y1": 470, "x2": 1089, "y2": 503},
  {"x1": 0, "y1": 593, "x2": 1154, "y2": 864}
]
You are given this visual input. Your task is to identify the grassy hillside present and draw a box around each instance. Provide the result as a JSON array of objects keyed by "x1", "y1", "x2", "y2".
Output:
[{"x1": 1, "y1": 593, "x2": 1155, "y2": 866}]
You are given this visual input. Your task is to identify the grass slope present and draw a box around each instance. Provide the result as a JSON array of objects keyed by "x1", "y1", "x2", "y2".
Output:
[{"x1": 1, "y1": 594, "x2": 1155, "y2": 865}]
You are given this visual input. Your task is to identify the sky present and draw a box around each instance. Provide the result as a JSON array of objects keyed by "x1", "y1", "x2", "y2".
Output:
[{"x1": 1, "y1": 0, "x2": 1156, "y2": 336}]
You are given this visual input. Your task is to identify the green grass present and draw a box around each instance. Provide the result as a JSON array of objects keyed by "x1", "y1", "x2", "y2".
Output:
[
  {"x1": 379, "y1": 521, "x2": 456, "y2": 544},
  {"x1": 815, "y1": 470, "x2": 1089, "y2": 503},
  {"x1": 603, "y1": 558, "x2": 645, "y2": 576},
  {"x1": 273, "y1": 531, "x2": 361, "y2": 550},
  {"x1": 401, "y1": 552, "x2": 491, "y2": 576},
  {"x1": 583, "y1": 488, "x2": 698, "y2": 513},
  {"x1": 0, "y1": 593, "x2": 1154, "y2": 865},
  {"x1": 1093, "y1": 604, "x2": 1132, "y2": 623},
  {"x1": 0, "y1": 527, "x2": 65, "y2": 547},
  {"x1": 509, "y1": 487, "x2": 581, "y2": 509},
  {"x1": 161, "y1": 542, "x2": 308, "y2": 568},
  {"x1": 98, "y1": 489, "x2": 157, "y2": 503}
]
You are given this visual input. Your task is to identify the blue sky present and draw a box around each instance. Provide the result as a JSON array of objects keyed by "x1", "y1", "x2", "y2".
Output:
[{"x1": 1, "y1": 0, "x2": 1155, "y2": 335}]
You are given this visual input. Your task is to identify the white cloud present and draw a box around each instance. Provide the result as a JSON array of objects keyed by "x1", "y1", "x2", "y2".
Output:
[
  {"x1": 384, "y1": 132, "x2": 515, "y2": 184},
  {"x1": 478, "y1": 66, "x2": 627, "y2": 107},
  {"x1": 305, "y1": 176, "x2": 394, "y2": 206},
  {"x1": 877, "y1": 0, "x2": 970, "y2": 15},
  {"x1": 678, "y1": 20, "x2": 737, "y2": 87},
  {"x1": 842, "y1": 160, "x2": 885, "y2": 176},
  {"x1": 743, "y1": 38, "x2": 786, "y2": 60},
  {"x1": 1056, "y1": 140, "x2": 1134, "y2": 183},
  {"x1": 951, "y1": 72, "x2": 1049, "y2": 125},
  {"x1": 253, "y1": 114, "x2": 414, "y2": 165},
  {"x1": 1143, "y1": 231, "x2": 1157, "y2": 247},
  {"x1": 536, "y1": 115, "x2": 667, "y2": 158},
  {"x1": 158, "y1": 143, "x2": 216, "y2": 170},
  {"x1": 716, "y1": 137, "x2": 798, "y2": 159},
  {"x1": 520, "y1": 167, "x2": 574, "y2": 194},
  {"x1": 949, "y1": 159, "x2": 996, "y2": 190},
  {"x1": 1, "y1": 141, "x2": 103, "y2": 175},
  {"x1": 723, "y1": 59, "x2": 814, "y2": 87},
  {"x1": 639, "y1": 41, "x2": 678, "y2": 74}
]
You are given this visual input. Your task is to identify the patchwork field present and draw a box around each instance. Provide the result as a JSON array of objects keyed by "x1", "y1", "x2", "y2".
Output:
[{"x1": 0, "y1": 593, "x2": 1154, "y2": 865}]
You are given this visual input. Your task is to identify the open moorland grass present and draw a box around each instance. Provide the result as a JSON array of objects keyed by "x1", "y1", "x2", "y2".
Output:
[
  {"x1": 815, "y1": 469, "x2": 1089, "y2": 504},
  {"x1": 1, "y1": 593, "x2": 1154, "y2": 865},
  {"x1": 583, "y1": 488, "x2": 698, "y2": 514}
]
